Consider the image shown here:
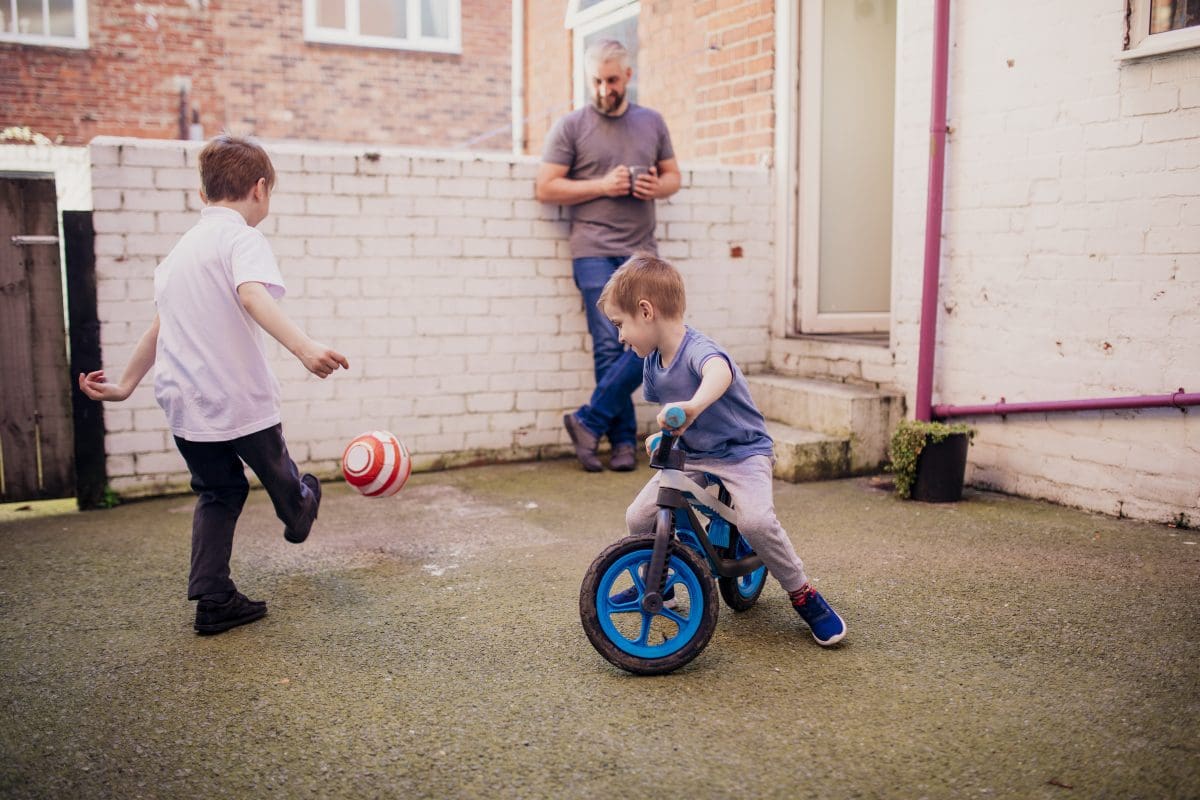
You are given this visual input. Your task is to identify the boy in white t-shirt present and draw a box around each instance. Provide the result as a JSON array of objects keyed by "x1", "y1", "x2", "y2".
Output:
[{"x1": 79, "y1": 135, "x2": 349, "y2": 635}]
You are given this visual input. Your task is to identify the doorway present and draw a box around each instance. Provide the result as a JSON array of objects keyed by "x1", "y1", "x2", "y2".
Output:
[{"x1": 796, "y1": 0, "x2": 897, "y2": 334}]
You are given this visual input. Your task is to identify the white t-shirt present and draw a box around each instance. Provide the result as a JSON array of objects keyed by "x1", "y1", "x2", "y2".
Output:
[{"x1": 153, "y1": 206, "x2": 287, "y2": 442}]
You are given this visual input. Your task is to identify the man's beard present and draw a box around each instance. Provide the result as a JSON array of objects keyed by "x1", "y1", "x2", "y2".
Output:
[{"x1": 593, "y1": 90, "x2": 625, "y2": 115}]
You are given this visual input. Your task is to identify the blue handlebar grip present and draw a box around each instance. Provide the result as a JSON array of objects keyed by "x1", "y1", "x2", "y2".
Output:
[{"x1": 664, "y1": 406, "x2": 686, "y2": 429}]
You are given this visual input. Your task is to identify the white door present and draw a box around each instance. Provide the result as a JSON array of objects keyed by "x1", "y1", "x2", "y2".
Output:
[{"x1": 797, "y1": 0, "x2": 897, "y2": 333}]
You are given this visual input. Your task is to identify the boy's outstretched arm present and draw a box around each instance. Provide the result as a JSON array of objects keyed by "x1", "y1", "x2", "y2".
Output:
[
  {"x1": 78, "y1": 315, "x2": 160, "y2": 402},
  {"x1": 237, "y1": 281, "x2": 349, "y2": 379},
  {"x1": 658, "y1": 356, "x2": 733, "y2": 433}
]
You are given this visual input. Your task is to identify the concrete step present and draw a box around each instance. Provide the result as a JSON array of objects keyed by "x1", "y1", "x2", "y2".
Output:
[
  {"x1": 765, "y1": 421, "x2": 851, "y2": 483},
  {"x1": 749, "y1": 373, "x2": 905, "y2": 477}
]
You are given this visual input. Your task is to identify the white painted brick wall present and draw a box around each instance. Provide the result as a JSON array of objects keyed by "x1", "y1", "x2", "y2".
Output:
[
  {"x1": 891, "y1": 3, "x2": 1200, "y2": 525},
  {"x1": 0, "y1": 143, "x2": 92, "y2": 210},
  {"x1": 88, "y1": 138, "x2": 774, "y2": 497}
]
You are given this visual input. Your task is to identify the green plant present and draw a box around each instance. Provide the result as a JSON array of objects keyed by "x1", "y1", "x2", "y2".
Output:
[
  {"x1": 888, "y1": 419, "x2": 974, "y2": 499},
  {"x1": 100, "y1": 486, "x2": 121, "y2": 509}
]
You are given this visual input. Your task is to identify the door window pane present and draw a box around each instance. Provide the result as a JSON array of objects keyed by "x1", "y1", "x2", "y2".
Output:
[{"x1": 817, "y1": 0, "x2": 895, "y2": 314}]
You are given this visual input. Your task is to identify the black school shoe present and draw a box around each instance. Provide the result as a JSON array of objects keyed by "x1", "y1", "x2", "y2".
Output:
[
  {"x1": 284, "y1": 473, "x2": 322, "y2": 544},
  {"x1": 194, "y1": 591, "x2": 268, "y2": 635}
]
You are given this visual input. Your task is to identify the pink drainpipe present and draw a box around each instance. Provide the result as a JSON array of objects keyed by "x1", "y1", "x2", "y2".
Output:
[
  {"x1": 911, "y1": 1, "x2": 1198, "y2": 422},
  {"x1": 914, "y1": 0, "x2": 952, "y2": 422}
]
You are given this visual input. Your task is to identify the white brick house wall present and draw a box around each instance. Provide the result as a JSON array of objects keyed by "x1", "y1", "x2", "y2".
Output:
[
  {"x1": 891, "y1": 3, "x2": 1200, "y2": 524},
  {"x1": 88, "y1": 138, "x2": 774, "y2": 497}
]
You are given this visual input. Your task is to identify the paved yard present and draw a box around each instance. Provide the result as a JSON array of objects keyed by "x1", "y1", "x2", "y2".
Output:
[{"x1": 1, "y1": 460, "x2": 1197, "y2": 799}]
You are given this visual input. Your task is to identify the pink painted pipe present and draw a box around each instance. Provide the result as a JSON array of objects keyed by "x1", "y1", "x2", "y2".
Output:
[
  {"x1": 933, "y1": 390, "x2": 1200, "y2": 419},
  {"x1": 914, "y1": 0, "x2": 953, "y2": 422}
]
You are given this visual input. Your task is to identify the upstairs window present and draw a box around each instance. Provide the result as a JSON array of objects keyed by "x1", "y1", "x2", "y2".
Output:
[
  {"x1": 1123, "y1": 0, "x2": 1200, "y2": 59},
  {"x1": 305, "y1": 0, "x2": 461, "y2": 54},
  {"x1": 566, "y1": 0, "x2": 639, "y2": 109},
  {"x1": 0, "y1": 0, "x2": 88, "y2": 48}
]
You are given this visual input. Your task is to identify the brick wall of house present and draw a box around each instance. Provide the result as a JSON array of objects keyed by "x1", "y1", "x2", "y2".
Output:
[
  {"x1": 88, "y1": 137, "x2": 774, "y2": 497},
  {"x1": 2, "y1": 0, "x2": 512, "y2": 151},
  {"x1": 523, "y1": 0, "x2": 775, "y2": 166},
  {"x1": 891, "y1": 3, "x2": 1200, "y2": 524}
]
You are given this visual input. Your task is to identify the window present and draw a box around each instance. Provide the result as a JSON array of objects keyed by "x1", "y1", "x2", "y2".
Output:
[
  {"x1": 566, "y1": 0, "x2": 639, "y2": 109},
  {"x1": 304, "y1": 0, "x2": 460, "y2": 53},
  {"x1": 1122, "y1": 0, "x2": 1200, "y2": 59},
  {"x1": 0, "y1": 0, "x2": 88, "y2": 48}
]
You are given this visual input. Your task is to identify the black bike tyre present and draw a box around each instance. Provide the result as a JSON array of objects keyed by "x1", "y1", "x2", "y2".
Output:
[
  {"x1": 579, "y1": 534, "x2": 718, "y2": 675},
  {"x1": 717, "y1": 534, "x2": 768, "y2": 612}
]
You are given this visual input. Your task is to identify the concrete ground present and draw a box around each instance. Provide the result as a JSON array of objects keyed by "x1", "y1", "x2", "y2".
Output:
[{"x1": 1, "y1": 459, "x2": 1197, "y2": 800}]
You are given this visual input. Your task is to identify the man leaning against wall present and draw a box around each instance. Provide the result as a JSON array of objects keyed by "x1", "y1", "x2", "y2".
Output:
[{"x1": 535, "y1": 38, "x2": 681, "y2": 473}]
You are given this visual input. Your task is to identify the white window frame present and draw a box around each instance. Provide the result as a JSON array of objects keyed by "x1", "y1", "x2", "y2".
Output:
[
  {"x1": 1119, "y1": 0, "x2": 1200, "y2": 60},
  {"x1": 304, "y1": 0, "x2": 461, "y2": 54},
  {"x1": 566, "y1": 0, "x2": 639, "y2": 109},
  {"x1": 0, "y1": 0, "x2": 88, "y2": 49}
]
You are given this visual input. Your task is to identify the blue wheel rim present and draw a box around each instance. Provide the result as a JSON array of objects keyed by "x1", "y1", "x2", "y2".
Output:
[
  {"x1": 734, "y1": 535, "x2": 767, "y2": 598},
  {"x1": 596, "y1": 549, "x2": 705, "y2": 659}
]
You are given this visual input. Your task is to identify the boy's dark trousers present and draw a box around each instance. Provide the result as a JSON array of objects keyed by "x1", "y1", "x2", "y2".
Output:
[{"x1": 174, "y1": 424, "x2": 316, "y2": 600}]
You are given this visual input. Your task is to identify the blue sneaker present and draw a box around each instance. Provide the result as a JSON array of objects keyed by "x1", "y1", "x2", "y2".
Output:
[
  {"x1": 792, "y1": 587, "x2": 846, "y2": 646},
  {"x1": 609, "y1": 584, "x2": 677, "y2": 609}
]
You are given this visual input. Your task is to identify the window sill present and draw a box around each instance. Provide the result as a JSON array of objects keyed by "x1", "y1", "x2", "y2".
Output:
[
  {"x1": 1118, "y1": 27, "x2": 1200, "y2": 61},
  {"x1": 0, "y1": 33, "x2": 88, "y2": 49},
  {"x1": 304, "y1": 30, "x2": 460, "y2": 55}
]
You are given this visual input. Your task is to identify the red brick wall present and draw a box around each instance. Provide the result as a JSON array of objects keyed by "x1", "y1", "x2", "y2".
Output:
[
  {"x1": 692, "y1": 0, "x2": 775, "y2": 165},
  {"x1": 1, "y1": 0, "x2": 512, "y2": 150},
  {"x1": 523, "y1": 0, "x2": 775, "y2": 166},
  {"x1": 522, "y1": 0, "x2": 573, "y2": 156}
]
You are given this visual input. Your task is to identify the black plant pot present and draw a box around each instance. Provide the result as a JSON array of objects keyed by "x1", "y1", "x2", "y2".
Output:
[{"x1": 911, "y1": 432, "x2": 970, "y2": 502}]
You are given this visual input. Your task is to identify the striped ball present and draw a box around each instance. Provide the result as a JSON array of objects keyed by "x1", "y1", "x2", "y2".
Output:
[{"x1": 341, "y1": 430, "x2": 412, "y2": 497}]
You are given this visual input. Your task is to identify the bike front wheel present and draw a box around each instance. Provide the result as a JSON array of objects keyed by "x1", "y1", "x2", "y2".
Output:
[{"x1": 579, "y1": 534, "x2": 718, "y2": 675}]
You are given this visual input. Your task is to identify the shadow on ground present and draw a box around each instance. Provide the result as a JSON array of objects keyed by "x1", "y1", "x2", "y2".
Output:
[{"x1": 1, "y1": 459, "x2": 1198, "y2": 799}]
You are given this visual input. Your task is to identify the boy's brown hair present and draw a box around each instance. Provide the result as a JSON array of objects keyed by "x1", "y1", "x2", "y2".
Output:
[
  {"x1": 198, "y1": 134, "x2": 276, "y2": 202},
  {"x1": 598, "y1": 252, "x2": 686, "y2": 318}
]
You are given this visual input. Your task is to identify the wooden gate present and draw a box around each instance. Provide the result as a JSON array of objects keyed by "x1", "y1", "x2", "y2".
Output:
[{"x1": 0, "y1": 176, "x2": 75, "y2": 502}]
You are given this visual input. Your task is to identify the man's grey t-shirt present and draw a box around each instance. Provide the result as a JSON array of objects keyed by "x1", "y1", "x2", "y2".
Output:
[
  {"x1": 643, "y1": 326, "x2": 774, "y2": 462},
  {"x1": 542, "y1": 104, "x2": 675, "y2": 259}
]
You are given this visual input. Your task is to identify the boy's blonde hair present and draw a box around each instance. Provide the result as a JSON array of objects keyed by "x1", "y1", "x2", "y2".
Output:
[
  {"x1": 598, "y1": 253, "x2": 686, "y2": 319},
  {"x1": 198, "y1": 134, "x2": 276, "y2": 202}
]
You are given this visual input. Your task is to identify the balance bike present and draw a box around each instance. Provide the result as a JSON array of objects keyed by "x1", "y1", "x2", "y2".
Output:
[{"x1": 578, "y1": 408, "x2": 770, "y2": 675}]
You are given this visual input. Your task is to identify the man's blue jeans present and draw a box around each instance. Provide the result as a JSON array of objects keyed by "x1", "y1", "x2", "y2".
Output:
[{"x1": 572, "y1": 256, "x2": 644, "y2": 447}]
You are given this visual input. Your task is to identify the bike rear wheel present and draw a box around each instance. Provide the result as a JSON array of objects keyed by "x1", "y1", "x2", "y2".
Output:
[
  {"x1": 717, "y1": 532, "x2": 768, "y2": 612},
  {"x1": 579, "y1": 534, "x2": 718, "y2": 675}
]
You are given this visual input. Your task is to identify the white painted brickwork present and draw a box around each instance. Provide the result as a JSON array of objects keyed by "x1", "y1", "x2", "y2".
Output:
[
  {"x1": 88, "y1": 138, "x2": 773, "y2": 497},
  {"x1": 0, "y1": 143, "x2": 91, "y2": 210},
  {"x1": 891, "y1": 3, "x2": 1200, "y2": 524}
]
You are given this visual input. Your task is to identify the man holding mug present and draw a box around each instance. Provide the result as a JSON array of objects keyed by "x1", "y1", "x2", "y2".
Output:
[{"x1": 535, "y1": 38, "x2": 681, "y2": 472}]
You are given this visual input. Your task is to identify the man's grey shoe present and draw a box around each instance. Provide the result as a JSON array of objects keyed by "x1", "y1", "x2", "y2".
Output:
[
  {"x1": 609, "y1": 443, "x2": 637, "y2": 472},
  {"x1": 563, "y1": 413, "x2": 604, "y2": 472}
]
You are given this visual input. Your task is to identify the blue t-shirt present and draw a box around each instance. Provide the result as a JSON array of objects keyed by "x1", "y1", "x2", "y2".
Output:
[{"x1": 643, "y1": 326, "x2": 773, "y2": 461}]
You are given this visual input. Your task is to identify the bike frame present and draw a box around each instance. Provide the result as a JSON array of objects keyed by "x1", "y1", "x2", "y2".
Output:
[{"x1": 639, "y1": 432, "x2": 764, "y2": 614}]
